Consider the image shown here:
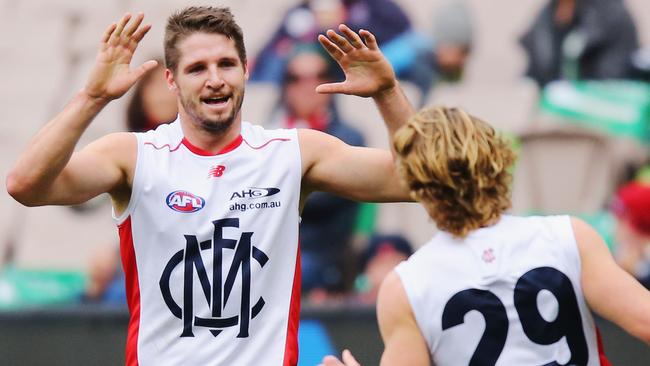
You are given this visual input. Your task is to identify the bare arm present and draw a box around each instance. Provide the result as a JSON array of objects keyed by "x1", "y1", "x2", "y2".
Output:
[
  {"x1": 317, "y1": 25, "x2": 415, "y2": 153},
  {"x1": 299, "y1": 129, "x2": 411, "y2": 203},
  {"x1": 6, "y1": 13, "x2": 156, "y2": 208},
  {"x1": 377, "y1": 271, "x2": 431, "y2": 366},
  {"x1": 318, "y1": 271, "x2": 430, "y2": 366},
  {"x1": 573, "y1": 217, "x2": 650, "y2": 344},
  {"x1": 300, "y1": 26, "x2": 415, "y2": 202}
]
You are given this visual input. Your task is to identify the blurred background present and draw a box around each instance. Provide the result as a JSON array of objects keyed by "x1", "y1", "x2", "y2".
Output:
[{"x1": 0, "y1": 0, "x2": 649, "y2": 364}]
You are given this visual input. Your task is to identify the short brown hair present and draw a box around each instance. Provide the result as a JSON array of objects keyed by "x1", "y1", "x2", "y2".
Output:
[
  {"x1": 164, "y1": 6, "x2": 246, "y2": 72},
  {"x1": 393, "y1": 107, "x2": 516, "y2": 237}
]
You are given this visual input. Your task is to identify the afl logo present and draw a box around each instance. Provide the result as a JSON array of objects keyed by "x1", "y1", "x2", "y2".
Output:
[{"x1": 166, "y1": 190, "x2": 205, "y2": 213}]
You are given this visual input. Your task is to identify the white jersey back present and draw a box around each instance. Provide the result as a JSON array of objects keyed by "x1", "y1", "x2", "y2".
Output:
[
  {"x1": 114, "y1": 120, "x2": 302, "y2": 366},
  {"x1": 395, "y1": 215, "x2": 606, "y2": 366}
]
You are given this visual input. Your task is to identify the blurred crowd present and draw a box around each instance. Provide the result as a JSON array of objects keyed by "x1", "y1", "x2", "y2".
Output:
[{"x1": 1, "y1": 0, "x2": 649, "y2": 309}]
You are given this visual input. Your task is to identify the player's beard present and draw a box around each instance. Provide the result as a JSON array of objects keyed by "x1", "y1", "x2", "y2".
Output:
[{"x1": 179, "y1": 85, "x2": 245, "y2": 136}]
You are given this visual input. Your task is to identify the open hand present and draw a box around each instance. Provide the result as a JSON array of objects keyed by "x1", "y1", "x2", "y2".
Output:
[
  {"x1": 83, "y1": 13, "x2": 158, "y2": 102},
  {"x1": 317, "y1": 24, "x2": 397, "y2": 98}
]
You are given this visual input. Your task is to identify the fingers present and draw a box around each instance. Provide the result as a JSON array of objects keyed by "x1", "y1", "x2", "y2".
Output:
[
  {"x1": 315, "y1": 81, "x2": 347, "y2": 95},
  {"x1": 319, "y1": 24, "x2": 378, "y2": 57},
  {"x1": 359, "y1": 29, "x2": 379, "y2": 50},
  {"x1": 106, "y1": 12, "x2": 150, "y2": 45},
  {"x1": 318, "y1": 350, "x2": 360, "y2": 366},
  {"x1": 326, "y1": 29, "x2": 354, "y2": 53},
  {"x1": 318, "y1": 34, "x2": 345, "y2": 61},
  {"x1": 342, "y1": 349, "x2": 361, "y2": 366},
  {"x1": 101, "y1": 23, "x2": 117, "y2": 44},
  {"x1": 131, "y1": 23, "x2": 152, "y2": 43},
  {"x1": 338, "y1": 24, "x2": 364, "y2": 49},
  {"x1": 110, "y1": 13, "x2": 132, "y2": 43},
  {"x1": 123, "y1": 12, "x2": 144, "y2": 37},
  {"x1": 323, "y1": 24, "x2": 370, "y2": 52},
  {"x1": 319, "y1": 355, "x2": 344, "y2": 366}
]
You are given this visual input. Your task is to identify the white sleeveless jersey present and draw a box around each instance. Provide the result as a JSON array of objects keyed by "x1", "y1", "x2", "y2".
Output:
[
  {"x1": 395, "y1": 215, "x2": 608, "y2": 366},
  {"x1": 114, "y1": 120, "x2": 302, "y2": 366}
]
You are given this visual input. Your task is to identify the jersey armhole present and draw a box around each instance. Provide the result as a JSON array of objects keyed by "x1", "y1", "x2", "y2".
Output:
[
  {"x1": 393, "y1": 262, "x2": 435, "y2": 352},
  {"x1": 290, "y1": 128, "x2": 303, "y2": 223},
  {"x1": 559, "y1": 215, "x2": 583, "y2": 275},
  {"x1": 113, "y1": 132, "x2": 144, "y2": 225}
]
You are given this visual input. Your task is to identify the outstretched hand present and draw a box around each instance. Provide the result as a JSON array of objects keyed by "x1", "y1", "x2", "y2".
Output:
[
  {"x1": 318, "y1": 349, "x2": 361, "y2": 366},
  {"x1": 317, "y1": 24, "x2": 397, "y2": 98},
  {"x1": 83, "y1": 13, "x2": 158, "y2": 102}
]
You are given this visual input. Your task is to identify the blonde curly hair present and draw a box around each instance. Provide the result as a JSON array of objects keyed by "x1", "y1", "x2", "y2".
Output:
[{"x1": 393, "y1": 107, "x2": 516, "y2": 237}]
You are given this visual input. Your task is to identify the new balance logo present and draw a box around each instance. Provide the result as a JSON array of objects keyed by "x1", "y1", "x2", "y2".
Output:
[{"x1": 208, "y1": 165, "x2": 226, "y2": 178}]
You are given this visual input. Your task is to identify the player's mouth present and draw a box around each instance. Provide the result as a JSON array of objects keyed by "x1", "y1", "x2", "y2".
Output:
[{"x1": 201, "y1": 95, "x2": 231, "y2": 110}]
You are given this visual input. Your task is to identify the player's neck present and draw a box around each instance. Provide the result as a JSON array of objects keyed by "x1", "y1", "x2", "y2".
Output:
[{"x1": 179, "y1": 114, "x2": 242, "y2": 155}]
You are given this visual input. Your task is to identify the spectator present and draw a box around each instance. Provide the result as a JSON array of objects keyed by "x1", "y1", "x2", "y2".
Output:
[
  {"x1": 354, "y1": 234, "x2": 412, "y2": 304},
  {"x1": 126, "y1": 59, "x2": 178, "y2": 132},
  {"x1": 82, "y1": 243, "x2": 125, "y2": 304},
  {"x1": 520, "y1": 0, "x2": 640, "y2": 87},
  {"x1": 611, "y1": 181, "x2": 650, "y2": 289},
  {"x1": 250, "y1": 0, "x2": 410, "y2": 84},
  {"x1": 269, "y1": 44, "x2": 364, "y2": 302},
  {"x1": 82, "y1": 59, "x2": 177, "y2": 304},
  {"x1": 382, "y1": 0, "x2": 474, "y2": 105},
  {"x1": 252, "y1": 0, "x2": 473, "y2": 106}
]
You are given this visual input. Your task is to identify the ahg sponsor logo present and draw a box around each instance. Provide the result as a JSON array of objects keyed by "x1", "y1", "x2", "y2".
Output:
[
  {"x1": 166, "y1": 190, "x2": 206, "y2": 213},
  {"x1": 230, "y1": 187, "x2": 280, "y2": 201},
  {"x1": 229, "y1": 201, "x2": 282, "y2": 212}
]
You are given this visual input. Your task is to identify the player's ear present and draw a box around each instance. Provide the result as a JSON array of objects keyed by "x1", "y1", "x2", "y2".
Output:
[
  {"x1": 244, "y1": 62, "x2": 250, "y2": 81},
  {"x1": 165, "y1": 68, "x2": 178, "y2": 94}
]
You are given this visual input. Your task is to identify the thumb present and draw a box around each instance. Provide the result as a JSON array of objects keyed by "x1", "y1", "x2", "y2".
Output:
[
  {"x1": 315, "y1": 81, "x2": 348, "y2": 95},
  {"x1": 132, "y1": 59, "x2": 159, "y2": 82}
]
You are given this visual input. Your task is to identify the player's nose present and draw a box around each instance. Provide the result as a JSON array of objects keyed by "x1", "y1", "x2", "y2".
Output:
[{"x1": 205, "y1": 66, "x2": 225, "y2": 89}]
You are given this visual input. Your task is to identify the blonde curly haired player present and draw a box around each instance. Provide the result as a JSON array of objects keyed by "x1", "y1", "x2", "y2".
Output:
[
  {"x1": 322, "y1": 107, "x2": 650, "y2": 366},
  {"x1": 395, "y1": 107, "x2": 514, "y2": 238}
]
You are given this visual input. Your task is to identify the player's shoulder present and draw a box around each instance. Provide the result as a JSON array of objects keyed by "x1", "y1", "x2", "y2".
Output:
[
  {"x1": 567, "y1": 215, "x2": 608, "y2": 257},
  {"x1": 85, "y1": 131, "x2": 136, "y2": 157},
  {"x1": 378, "y1": 270, "x2": 413, "y2": 324},
  {"x1": 138, "y1": 119, "x2": 183, "y2": 146},
  {"x1": 296, "y1": 127, "x2": 341, "y2": 147},
  {"x1": 295, "y1": 127, "x2": 348, "y2": 167},
  {"x1": 241, "y1": 121, "x2": 298, "y2": 144},
  {"x1": 498, "y1": 213, "x2": 568, "y2": 227},
  {"x1": 495, "y1": 214, "x2": 573, "y2": 240},
  {"x1": 568, "y1": 215, "x2": 596, "y2": 238}
]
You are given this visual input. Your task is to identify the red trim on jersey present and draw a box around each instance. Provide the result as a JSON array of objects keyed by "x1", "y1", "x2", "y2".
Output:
[
  {"x1": 596, "y1": 327, "x2": 612, "y2": 366},
  {"x1": 181, "y1": 135, "x2": 243, "y2": 156},
  {"x1": 144, "y1": 141, "x2": 182, "y2": 152},
  {"x1": 118, "y1": 217, "x2": 141, "y2": 366},
  {"x1": 243, "y1": 138, "x2": 291, "y2": 150},
  {"x1": 283, "y1": 245, "x2": 301, "y2": 366}
]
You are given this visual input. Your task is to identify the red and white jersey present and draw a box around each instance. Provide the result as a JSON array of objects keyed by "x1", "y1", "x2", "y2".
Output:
[
  {"x1": 114, "y1": 120, "x2": 302, "y2": 366},
  {"x1": 395, "y1": 215, "x2": 607, "y2": 366}
]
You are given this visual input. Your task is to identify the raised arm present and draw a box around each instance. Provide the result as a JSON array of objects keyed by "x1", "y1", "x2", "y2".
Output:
[
  {"x1": 573, "y1": 217, "x2": 650, "y2": 343},
  {"x1": 6, "y1": 13, "x2": 157, "y2": 209},
  {"x1": 317, "y1": 24, "x2": 415, "y2": 142},
  {"x1": 300, "y1": 26, "x2": 415, "y2": 203},
  {"x1": 299, "y1": 129, "x2": 410, "y2": 203}
]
